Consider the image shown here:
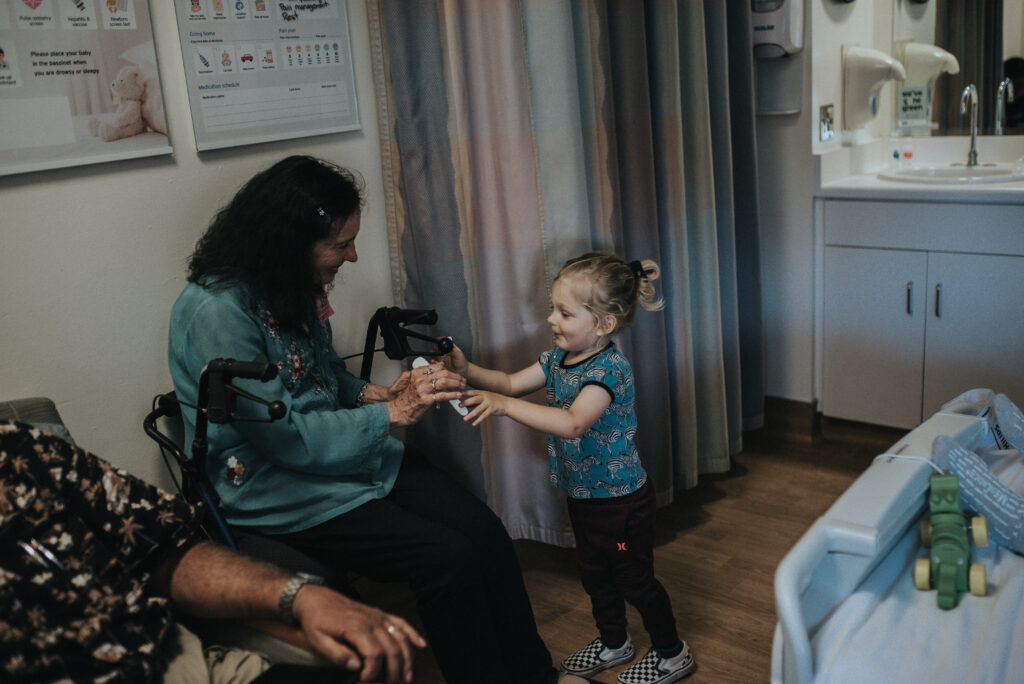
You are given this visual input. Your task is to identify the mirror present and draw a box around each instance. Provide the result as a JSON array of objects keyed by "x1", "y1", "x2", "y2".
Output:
[{"x1": 893, "y1": 0, "x2": 1024, "y2": 136}]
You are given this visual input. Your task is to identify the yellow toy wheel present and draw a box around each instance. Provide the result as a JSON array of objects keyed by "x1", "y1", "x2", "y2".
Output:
[
  {"x1": 971, "y1": 516, "x2": 989, "y2": 547},
  {"x1": 913, "y1": 558, "x2": 931, "y2": 590},
  {"x1": 920, "y1": 519, "x2": 932, "y2": 546},
  {"x1": 969, "y1": 563, "x2": 987, "y2": 596}
]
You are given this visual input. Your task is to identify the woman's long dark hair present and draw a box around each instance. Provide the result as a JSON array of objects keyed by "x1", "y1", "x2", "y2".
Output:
[{"x1": 188, "y1": 155, "x2": 364, "y2": 329}]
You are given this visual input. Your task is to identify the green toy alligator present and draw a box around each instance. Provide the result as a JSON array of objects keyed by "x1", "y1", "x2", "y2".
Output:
[{"x1": 913, "y1": 472, "x2": 988, "y2": 609}]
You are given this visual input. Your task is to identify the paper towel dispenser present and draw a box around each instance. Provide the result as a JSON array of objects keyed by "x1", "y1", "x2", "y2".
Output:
[{"x1": 752, "y1": 0, "x2": 803, "y2": 59}]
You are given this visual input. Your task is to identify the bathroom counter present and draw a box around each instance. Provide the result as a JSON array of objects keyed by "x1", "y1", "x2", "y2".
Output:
[
  {"x1": 818, "y1": 173, "x2": 1024, "y2": 203},
  {"x1": 816, "y1": 136, "x2": 1024, "y2": 204}
]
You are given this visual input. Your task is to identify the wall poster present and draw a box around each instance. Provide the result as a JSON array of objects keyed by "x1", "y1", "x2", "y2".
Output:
[
  {"x1": 0, "y1": 0, "x2": 172, "y2": 177},
  {"x1": 173, "y1": 0, "x2": 360, "y2": 151}
]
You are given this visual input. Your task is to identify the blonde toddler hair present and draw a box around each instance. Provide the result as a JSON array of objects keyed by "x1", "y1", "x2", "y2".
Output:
[{"x1": 555, "y1": 251, "x2": 664, "y2": 333}]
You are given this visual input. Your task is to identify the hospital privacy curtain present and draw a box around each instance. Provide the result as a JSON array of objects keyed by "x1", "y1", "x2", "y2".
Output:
[{"x1": 368, "y1": 0, "x2": 764, "y2": 546}]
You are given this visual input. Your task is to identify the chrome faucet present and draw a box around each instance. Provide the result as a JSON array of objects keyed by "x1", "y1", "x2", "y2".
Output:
[
  {"x1": 960, "y1": 84, "x2": 979, "y2": 167},
  {"x1": 996, "y1": 77, "x2": 1016, "y2": 136}
]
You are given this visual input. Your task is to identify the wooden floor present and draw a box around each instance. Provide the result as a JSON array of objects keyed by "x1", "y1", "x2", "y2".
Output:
[{"x1": 369, "y1": 420, "x2": 905, "y2": 683}]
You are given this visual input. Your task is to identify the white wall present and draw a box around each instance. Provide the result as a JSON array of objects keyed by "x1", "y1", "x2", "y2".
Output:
[
  {"x1": 893, "y1": 0, "x2": 935, "y2": 45},
  {"x1": 759, "y1": 0, "x2": 905, "y2": 405},
  {"x1": 0, "y1": 1, "x2": 398, "y2": 489},
  {"x1": 1007, "y1": 1, "x2": 1024, "y2": 60},
  {"x1": 756, "y1": 43, "x2": 815, "y2": 403},
  {"x1": 810, "y1": 0, "x2": 894, "y2": 152}
]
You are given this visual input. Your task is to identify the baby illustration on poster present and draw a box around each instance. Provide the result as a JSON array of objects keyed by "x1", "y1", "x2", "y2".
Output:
[
  {"x1": 0, "y1": 0, "x2": 173, "y2": 176},
  {"x1": 0, "y1": 42, "x2": 19, "y2": 87}
]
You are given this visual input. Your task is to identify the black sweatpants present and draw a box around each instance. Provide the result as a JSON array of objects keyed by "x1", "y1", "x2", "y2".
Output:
[
  {"x1": 567, "y1": 480, "x2": 678, "y2": 650},
  {"x1": 273, "y1": 447, "x2": 553, "y2": 684}
]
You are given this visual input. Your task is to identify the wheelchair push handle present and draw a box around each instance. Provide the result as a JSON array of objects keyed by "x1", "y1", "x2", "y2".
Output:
[
  {"x1": 145, "y1": 357, "x2": 285, "y2": 551},
  {"x1": 199, "y1": 355, "x2": 285, "y2": 425},
  {"x1": 385, "y1": 308, "x2": 438, "y2": 326},
  {"x1": 360, "y1": 306, "x2": 455, "y2": 380},
  {"x1": 203, "y1": 356, "x2": 278, "y2": 382}
]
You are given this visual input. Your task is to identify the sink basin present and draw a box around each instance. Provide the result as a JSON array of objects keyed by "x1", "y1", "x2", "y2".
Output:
[{"x1": 878, "y1": 162, "x2": 1024, "y2": 184}]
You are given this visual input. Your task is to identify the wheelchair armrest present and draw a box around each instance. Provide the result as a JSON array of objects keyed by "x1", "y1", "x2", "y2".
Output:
[{"x1": 183, "y1": 615, "x2": 331, "y2": 667}]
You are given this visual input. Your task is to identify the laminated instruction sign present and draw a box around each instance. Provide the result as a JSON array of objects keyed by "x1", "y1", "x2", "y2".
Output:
[
  {"x1": 173, "y1": 0, "x2": 360, "y2": 151},
  {"x1": 0, "y1": 0, "x2": 172, "y2": 177},
  {"x1": 897, "y1": 85, "x2": 929, "y2": 128}
]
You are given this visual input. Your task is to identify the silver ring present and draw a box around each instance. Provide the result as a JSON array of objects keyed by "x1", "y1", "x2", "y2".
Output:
[
  {"x1": 386, "y1": 624, "x2": 398, "y2": 635},
  {"x1": 430, "y1": 378, "x2": 437, "y2": 390},
  {"x1": 425, "y1": 367, "x2": 434, "y2": 375}
]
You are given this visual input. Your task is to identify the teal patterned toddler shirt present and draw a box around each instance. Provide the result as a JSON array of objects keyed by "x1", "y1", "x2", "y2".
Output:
[{"x1": 539, "y1": 344, "x2": 647, "y2": 499}]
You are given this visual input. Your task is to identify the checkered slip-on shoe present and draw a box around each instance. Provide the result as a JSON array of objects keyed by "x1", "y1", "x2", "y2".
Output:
[
  {"x1": 616, "y1": 642, "x2": 696, "y2": 684},
  {"x1": 560, "y1": 635, "x2": 635, "y2": 677}
]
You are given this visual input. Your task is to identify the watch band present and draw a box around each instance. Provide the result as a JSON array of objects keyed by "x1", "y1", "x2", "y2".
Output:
[{"x1": 278, "y1": 572, "x2": 326, "y2": 626}]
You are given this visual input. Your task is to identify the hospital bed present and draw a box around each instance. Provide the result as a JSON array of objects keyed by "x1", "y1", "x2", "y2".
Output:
[{"x1": 771, "y1": 402, "x2": 1024, "y2": 684}]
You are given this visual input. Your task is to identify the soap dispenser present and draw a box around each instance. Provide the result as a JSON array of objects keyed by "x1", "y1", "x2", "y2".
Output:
[
  {"x1": 893, "y1": 40, "x2": 959, "y2": 135},
  {"x1": 842, "y1": 45, "x2": 907, "y2": 131}
]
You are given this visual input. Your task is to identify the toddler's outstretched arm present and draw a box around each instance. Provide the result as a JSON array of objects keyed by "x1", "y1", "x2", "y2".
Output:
[
  {"x1": 445, "y1": 343, "x2": 611, "y2": 438},
  {"x1": 444, "y1": 343, "x2": 545, "y2": 397},
  {"x1": 461, "y1": 385, "x2": 610, "y2": 439}
]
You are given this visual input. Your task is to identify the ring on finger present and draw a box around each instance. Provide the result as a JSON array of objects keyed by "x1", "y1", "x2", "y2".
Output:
[
  {"x1": 425, "y1": 367, "x2": 434, "y2": 375},
  {"x1": 386, "y1": 624, "x2": 398, "y2": 636},
  {"x1": 430, "y1": 378, "x2": 437, "y2": 390}
]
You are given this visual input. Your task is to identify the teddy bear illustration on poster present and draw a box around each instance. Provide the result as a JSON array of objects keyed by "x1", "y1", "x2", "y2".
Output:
[{"x1": 88, "y1": 65, "x2": 167, "y2": 142}]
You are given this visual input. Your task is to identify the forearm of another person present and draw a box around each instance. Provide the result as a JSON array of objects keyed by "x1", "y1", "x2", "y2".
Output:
[{"x1": 166, "y1": 541, "x2": 425, "y2": 683}]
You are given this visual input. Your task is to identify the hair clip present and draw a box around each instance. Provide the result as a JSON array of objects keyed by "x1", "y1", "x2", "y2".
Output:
[
  {"x1": 629, "y1": 260, "x2": 646, "y2": 281},
  {"x1": 315, "y1": 207, "x2": 326, "y2": 217}
]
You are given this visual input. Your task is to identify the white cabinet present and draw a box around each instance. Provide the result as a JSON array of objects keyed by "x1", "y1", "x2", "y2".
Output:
[
  {"x1": 922, "y1": 252, "x2": 1024, "y2": 416},
  {"x1": 820, "y1": 200, "x2": 1024, "y2": 430},
  {"x1": 823, "y1": 247, "x2": 926, "y2": 428}
]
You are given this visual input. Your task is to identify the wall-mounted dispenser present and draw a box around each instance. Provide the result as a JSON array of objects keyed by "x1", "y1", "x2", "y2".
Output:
[
  {"x1": 842, "y1": 45, "x2": 906, "y2": 131},
  {"x1": 751, "y1": 0, "x2": 803, "y2": 59},
  {"x1": 893, "y1": 41, "x2": 959, "y2": 135},
  {"x1": 753, "y1": 0, "x2": 804, "y2": 116}
]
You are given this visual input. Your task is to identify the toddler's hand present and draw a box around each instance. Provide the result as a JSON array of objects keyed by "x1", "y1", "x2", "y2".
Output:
[
  {"x1": 444, "y1": 343, "x2": 469, "y2": 376},
  {"x1": 461, "y1": 389, "x2": 507, "y2": 426}
]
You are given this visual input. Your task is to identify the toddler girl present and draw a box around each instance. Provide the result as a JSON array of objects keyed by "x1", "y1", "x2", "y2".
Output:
[{"x1": 446, "y1": 251, "x2": 696, "y2": 684}]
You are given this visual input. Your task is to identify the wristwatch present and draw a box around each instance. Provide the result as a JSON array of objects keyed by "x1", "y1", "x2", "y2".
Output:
[{"x1": 278, "y1": 572, "x2": 326, "y2": 626}]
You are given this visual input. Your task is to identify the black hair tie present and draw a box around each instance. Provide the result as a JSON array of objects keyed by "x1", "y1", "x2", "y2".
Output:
[{"x1": 629, "y1": 260, "x2": 646, "y2": 281}]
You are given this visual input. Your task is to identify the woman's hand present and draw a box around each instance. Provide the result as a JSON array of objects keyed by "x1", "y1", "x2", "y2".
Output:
[
  {"x1": 460, "y1": 389, "x2": 509, "y2": 426},
  {"x1": 356, "y1": 373, "x2": 411, "y2": 405},
  {"x1": 385, "y1": 361, "x2": 465, "y2": 427},
  {"x1": 386, "y1": 370, "x2": 413, "y2": 399}
]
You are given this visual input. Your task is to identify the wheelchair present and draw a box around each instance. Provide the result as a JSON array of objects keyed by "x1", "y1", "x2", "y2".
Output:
[{"x1": 143, "y1": 307, "x2": 453, "y2": 587}]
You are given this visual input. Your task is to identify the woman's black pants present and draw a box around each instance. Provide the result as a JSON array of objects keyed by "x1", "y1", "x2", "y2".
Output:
[{"x1": 274, "y1": 447, "x2": 553, "y2": 684}]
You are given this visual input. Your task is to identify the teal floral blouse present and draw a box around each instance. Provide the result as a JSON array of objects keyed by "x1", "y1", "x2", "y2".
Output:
[{"x1": 168, "y1": 279, "x2": 404, "y2": 534}]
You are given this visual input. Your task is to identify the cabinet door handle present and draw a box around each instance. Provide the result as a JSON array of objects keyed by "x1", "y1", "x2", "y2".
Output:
[
  {"x1": 934, "y1": 283, "x2": 942, "y2": 318},
  {"x1": 906, "y1": 281, "x2": 913, "y2": 315}
]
